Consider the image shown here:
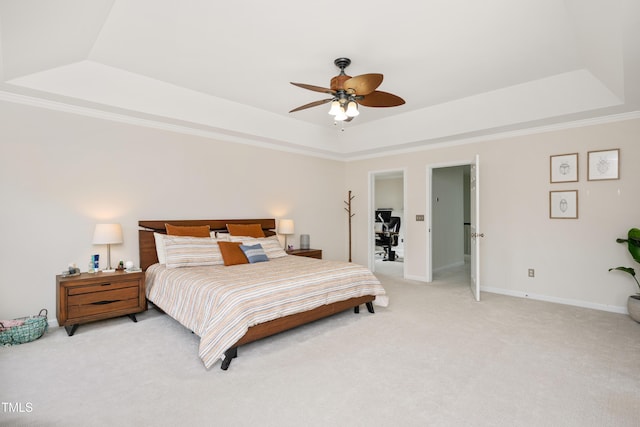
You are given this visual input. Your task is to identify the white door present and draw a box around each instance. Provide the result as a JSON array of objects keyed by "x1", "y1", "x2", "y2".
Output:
[{"x1": 469, "y1": 155, "x2": 481, "y2": 301}]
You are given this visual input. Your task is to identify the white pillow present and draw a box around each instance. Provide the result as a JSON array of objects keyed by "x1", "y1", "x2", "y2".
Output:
[
  {"x1": 154, "y1": 232, "x2": 167, "y2": 264},
  {"x1": 229, "y1": 235, "x2": 288, "y2": 259},
  {"x1": 163, "y1": 236, "x2": 223, "y2": 269},
  {"x1": 215, "y1": 232, "x2": 230, "y2": 241}
]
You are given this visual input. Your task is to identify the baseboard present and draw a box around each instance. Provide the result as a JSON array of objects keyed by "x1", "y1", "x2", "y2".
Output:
[
  {"x1": 481, "y1": 286, "x2": 628, "y2": 315},
  {"x1": 48, "y1": 319, "x2": 59, "y2": 328}
]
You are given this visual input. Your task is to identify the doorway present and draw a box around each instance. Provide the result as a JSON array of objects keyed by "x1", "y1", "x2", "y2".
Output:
[
  {"x1": 428, "y1": 163, "x2": 472, "y2": 282},
  {"x1": 369, "y1": 169, "x2": 406, "y2": 278}
]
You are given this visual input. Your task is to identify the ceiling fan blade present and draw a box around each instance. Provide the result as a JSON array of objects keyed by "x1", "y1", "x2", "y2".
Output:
[
  {"x1": 358, "y1": 91, "x2": 405, "y2": 107},
  {"x1": 342, "y1": 73, "x2": 383, "y2": 95},
  {"x1": 290, "y1": 82, "x2": 336, "y2": 95},
  {"x1": 289, "y1": 98, "x2": 333, "y2": 113}
]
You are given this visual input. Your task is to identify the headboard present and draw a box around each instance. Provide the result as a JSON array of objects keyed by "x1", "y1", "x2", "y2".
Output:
[{"x1": 138, "y1": 219, "x2": 277, "y2": 271}]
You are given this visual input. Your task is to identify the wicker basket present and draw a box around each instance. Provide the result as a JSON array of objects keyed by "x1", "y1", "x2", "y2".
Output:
[{"x1": 0, "y1": 309, "x2": 48, "y2": 346}]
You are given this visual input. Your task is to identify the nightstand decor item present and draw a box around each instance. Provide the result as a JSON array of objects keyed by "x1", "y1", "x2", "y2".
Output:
[
  {"x1": 90, "y1": 254, "x2": 99, "y2": 272},
  {"x1": 300, "y1": 234, "x2": 310, "y2": 250},
  {"x1": 92, "y1": 223, "x2": 123, "y2": 272},
  {"x1": 278, "y1": 219, "x2": 294, "y2": 250},
  {"x1": 62, "y1": 263, "x2": 81, "y2": 277},
  {"x1": 0, "y1": 309, "x2": 48, "y2": 346}
]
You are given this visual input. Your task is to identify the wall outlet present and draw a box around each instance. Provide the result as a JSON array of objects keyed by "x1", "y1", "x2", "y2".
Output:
[
  {"x1": 528, "y1": 269, "x2": 535, "y2": 278},
  {"x1": 416, "y1": 214, "x2": 425, "y2": 221}
]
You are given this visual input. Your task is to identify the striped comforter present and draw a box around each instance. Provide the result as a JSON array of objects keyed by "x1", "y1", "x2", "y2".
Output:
[{"x1": 145, "y1": 256, "x2": 386, "y2": 368}]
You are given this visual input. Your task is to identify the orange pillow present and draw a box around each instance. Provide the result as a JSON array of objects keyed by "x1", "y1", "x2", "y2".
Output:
[
  {"x1": 165, "y1": 223, "x2": 211, "y2": 237},
  {"x1": 218, "y1": 241, "x2": 249, "y2": 266},
  {"x1": 226, "y1": 223, "x2": 265, "y2": 238}
]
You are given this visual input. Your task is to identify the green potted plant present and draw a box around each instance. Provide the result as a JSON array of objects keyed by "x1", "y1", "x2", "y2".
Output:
[{"x1": 609, "y1": 228, "x2": 640, "y2": 323}]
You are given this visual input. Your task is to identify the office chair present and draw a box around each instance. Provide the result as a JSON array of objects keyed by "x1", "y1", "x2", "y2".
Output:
[{"x1": 377, "y1": 216, "x2": 400, "y2": 261}]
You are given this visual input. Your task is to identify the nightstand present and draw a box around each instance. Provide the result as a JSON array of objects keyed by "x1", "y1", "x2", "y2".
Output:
[
  {"x1": 56, "y1": 270, "x2": 146, "y2": 336},
  {"x1": 286, "y1": 248, "x2": 322, "y2": 259}
]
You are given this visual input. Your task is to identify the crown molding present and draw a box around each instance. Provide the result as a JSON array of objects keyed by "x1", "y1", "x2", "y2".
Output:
[
  {"x1": 0, "y1": 90, "x2": 344, "y2": 161},
  {"x1": 2, "y1": 90, "x2": 638, "y2": 163},
  {"x1": 344, "y1": 111, "x2": 640, "y2": 161}
]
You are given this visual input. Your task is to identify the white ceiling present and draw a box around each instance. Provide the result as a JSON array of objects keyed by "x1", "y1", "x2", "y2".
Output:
[{"x1": 0, "y1": 0, "x2": 639, "y2": 159}]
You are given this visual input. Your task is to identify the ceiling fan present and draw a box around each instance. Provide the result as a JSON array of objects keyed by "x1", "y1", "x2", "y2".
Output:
[{"x1": 289, "y1": 58, "x2": 405, "y2": 122}]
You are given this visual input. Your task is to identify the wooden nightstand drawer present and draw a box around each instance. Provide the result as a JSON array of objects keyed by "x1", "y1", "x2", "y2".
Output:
[
  {"x1": 68, "y1": 286, "x2": 140, "y2": 319},
  {"x1": 67, "y1": 279, "x2": 140, "y2": 295}
]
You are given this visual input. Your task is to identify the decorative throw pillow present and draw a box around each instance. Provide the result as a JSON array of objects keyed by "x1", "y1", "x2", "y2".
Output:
[
  {"x1": 230, "y1": 235, "x2": 288, "y2": 259},
  {"x1": 165, "y1": 223, "x2": 211, "y2": 237},
  {"x1": 218, "y1": 241, "x2": 249, "y2": 266},
  {"x1": 226, "y1": 223, "x2": 265, "y2": 238},
  {"x1": 163, "y1": 236, "x2": 223, "y2": 269},
  {"x1": 239, "y1": 244, "x2": 269, "y2": 264}
]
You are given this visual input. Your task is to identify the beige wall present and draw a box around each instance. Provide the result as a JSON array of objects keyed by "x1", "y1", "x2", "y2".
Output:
[
  {"x1": 375, "y1": 177, "x2": 403, "y2": 211},
  {"x1": 0, "y1": 101, "x2": 347, "y2": 320},
  {"x1": 345, "y1": 118, "x2": 640, "y2": 312},
  {"x1": 1, "y1": 98, "x2": 638, "y2": 320}
]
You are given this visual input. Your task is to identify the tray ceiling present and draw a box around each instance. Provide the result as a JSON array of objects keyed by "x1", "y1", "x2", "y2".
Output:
[{"x1": 0, "y1": 0, "x2": 638, "y2": 159}]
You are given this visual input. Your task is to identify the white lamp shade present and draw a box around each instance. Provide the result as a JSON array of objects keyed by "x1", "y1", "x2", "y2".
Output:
[
  {"x1": 334, "y1": 108, "x2": 348, "y2": 121},
  {"x1": 278, "y1": 219, "x2": 295, "y2": 235},
  {"x1": 328, "y1": 100, "x2": 341, "y2": 116},
  {"x1": 345, "y1": 101, "x2": 359, "y2": 117},
  {"x1": 92, "y1": 223, "x2": 123, "y2": 245}
]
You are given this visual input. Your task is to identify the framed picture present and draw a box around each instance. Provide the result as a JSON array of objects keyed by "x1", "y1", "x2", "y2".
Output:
[
  {"x1": 588, "y1": 149, "x2": 619, "y2": 181},
  {"x1": 549, "y1": 190, "x2": 578, "y2": 219},
  {"x1": 550, "y1": 153, "x2": 578, "y2": 183}
]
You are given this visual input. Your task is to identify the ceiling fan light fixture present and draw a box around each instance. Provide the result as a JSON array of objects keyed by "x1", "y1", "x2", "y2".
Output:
[
  {"x1": 345, "y1": 101, "x2": 359, "y2": 117},
  {"x1": 289, "y1": 58, "x2": 405, "y2": 124},
  {"x1": 328, "y1": 100, "x2": 341, "y2": 116},
  {"x1": 334, "y1": 108, "x2": 348, "y2": 121}
]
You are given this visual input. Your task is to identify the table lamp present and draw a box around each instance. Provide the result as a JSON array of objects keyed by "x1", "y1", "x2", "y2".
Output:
[
  {"x1": 92, "y1": 223, "x2": 123, "y2": 272},
  {"x1": 278, "y1": 219, "x2": 294, "y2": 250}
]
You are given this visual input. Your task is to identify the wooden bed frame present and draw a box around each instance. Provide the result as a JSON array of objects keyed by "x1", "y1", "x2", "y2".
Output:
[{"x1": 138, "y1": 219, "x2": 375, "y2": 370}]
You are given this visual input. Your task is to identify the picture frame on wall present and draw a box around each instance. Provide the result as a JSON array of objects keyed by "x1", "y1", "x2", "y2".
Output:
[
  {"x1": 588, "y1": 148, "x2": 619, "y2": 181},
  {"x1": 550, "y1": 153, "x2": 578, "y2": 183},
  {"x1": 550, "y1": 190, "x2": 578, "y2": 219}
]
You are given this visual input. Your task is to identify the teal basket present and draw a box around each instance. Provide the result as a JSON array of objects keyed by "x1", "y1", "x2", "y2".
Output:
[{"x1": 0, "y1": 309, "x2": 48, "y2": 346}]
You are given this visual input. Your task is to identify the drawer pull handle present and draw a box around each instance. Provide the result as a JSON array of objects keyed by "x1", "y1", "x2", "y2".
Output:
[{"x1": 91, "y1": 300, "x2": 118, "y2": 305}]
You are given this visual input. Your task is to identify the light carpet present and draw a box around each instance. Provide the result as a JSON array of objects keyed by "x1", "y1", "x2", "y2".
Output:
[{"x1": 1, "y1": 265, "x2": 639, "y2": 427}]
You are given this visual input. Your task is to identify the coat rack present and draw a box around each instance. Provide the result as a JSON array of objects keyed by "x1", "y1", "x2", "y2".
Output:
[{"x1": 344, "y1": 190, "x2": 355, "y2": 262}]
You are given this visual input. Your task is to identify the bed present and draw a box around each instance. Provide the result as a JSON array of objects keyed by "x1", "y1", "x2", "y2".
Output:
[{"x1": 138, "y1": 219, "x2": 387, "y2": 370}]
